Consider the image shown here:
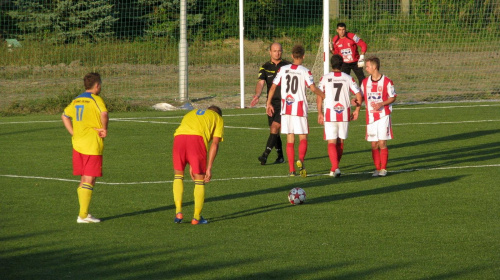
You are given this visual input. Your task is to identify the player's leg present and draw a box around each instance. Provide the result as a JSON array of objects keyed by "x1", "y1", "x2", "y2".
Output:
[
  {"x1": 192, "y1": 173, "x2": 207, "y2": 224},
  {"x1": 173, "y1": 170, "x2": 185, "y2": 222},
  {"x1": 297, "y1": 134, "x2": 308, "y2": 178},
  {"x1": 376, "y1": 116, "x2": 392, "y2": 176},
  {"x1": 352, "y1": 63, "x2": 366, "y2": 84},
  {"x1": 324, "y1": 122, "x2": 339, "y2": 174},
  {"x1": 336, "y1": 122, "x2": 349, "y2": 165},
  {"x1": 286, "y1": 133, "x2": 296, "y2": 175},
  {"x1": 172, "y1": 135, "x2": 188, "y2": 223},
  {"x1": 371, "y1": 141, "x2": 382, "y2": 176},
  {"x1": 281, "y1": 115, "x2": 296, "y2": 175},
  {"x1": 77, "y1": 175, "x2": 98, "y2": 222},
  {"x1": 74, "y1": 150, "x2": 102, "y2": 223},
  {"x1": 186, "y1": 136, "x2": 209, "y2": 224},
  {"x1": 379, "y1": 140, "x2": 389, "y2": 176},
  {"x1": 272, "y1": 105, "x2": 284, "y2": 163}
]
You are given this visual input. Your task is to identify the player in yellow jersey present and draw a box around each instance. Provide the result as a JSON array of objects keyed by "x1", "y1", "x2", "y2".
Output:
[
  {"x1": 62, "y1": 73, "x2": 108, "y2": 223},
  {"x1": 172, "y1": 106, "x2": 224, "y2": 225}
]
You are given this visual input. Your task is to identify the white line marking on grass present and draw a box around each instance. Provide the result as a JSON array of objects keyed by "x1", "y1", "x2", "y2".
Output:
[
  {"x1": 392, "y1": 119, "x2": 500, "y2": 126},
  {"x1": 2, "y1": 164, "x2": 499, "y2": 185}
]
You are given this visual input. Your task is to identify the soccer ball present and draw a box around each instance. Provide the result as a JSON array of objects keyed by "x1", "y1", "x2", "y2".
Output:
[{"x1": 288, "y1": 187, "x2": 306, "y2": 205}]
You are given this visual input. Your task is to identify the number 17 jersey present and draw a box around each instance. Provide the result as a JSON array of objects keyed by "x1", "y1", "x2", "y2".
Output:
[
  {"x1": 273, "y1": 64, "x2": 315, "y2": 117},
  {"x1": 63, "y1": 92, "x2": 108, "y2": 155},
  {"x1": 318, "y1": 71, "x2": 360, "y2": 122}
]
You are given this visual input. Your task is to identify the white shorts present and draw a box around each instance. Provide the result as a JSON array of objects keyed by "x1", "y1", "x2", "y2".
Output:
[
  {"x1": 281, "y1": 115, "x2": 309, "y2": 135},
  {"x1": 324, "y1": 121, "x2": 349, "y2": 140},
  {"x1": 366, "y1": 115, "x2": 393, "y2": 141}
]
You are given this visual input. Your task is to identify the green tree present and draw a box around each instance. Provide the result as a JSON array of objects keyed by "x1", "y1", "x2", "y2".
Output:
[
  {"x1": 140, "y1": 0, "x2": 203, "y2": 39},
  {"x1": 9, "y1": 0, "x2": 118, "y2": 43}
]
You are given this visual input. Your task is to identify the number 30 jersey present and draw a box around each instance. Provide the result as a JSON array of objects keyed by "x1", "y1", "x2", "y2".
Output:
[
  {"x1": 318, "y1": 71, "x2": 360, "y2": 122},
  {"x1": 273, "y1": 64, "x2": 315, "y2": 117},
  {"x1": 63, "y1": 92, "x2": 108, "y2": 155}
]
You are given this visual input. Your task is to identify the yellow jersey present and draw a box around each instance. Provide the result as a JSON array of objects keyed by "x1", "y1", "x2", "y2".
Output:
[
  {"x1": 63, "y1": 92, "x2": 108, "y2": 155},
  {"x1": 174, "y1": 109, "x2": 224, "y2": 149}
]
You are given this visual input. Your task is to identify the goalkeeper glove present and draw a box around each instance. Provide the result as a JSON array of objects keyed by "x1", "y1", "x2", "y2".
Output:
[{"x1": 357, "y1": 55, "x2": 365, "y2": 67}]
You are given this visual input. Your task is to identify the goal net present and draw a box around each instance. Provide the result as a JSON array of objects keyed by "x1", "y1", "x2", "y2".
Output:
[{"x1": 1, "y1": 0, "x2": 499, "y2": 111}]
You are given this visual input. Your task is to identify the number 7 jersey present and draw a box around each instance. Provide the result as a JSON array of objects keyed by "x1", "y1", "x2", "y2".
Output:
[
  {"x1": 273, "y1": 64, "x2": 315, "y2": 117},
  {"x1": 318, "y1": 71, "x2": 360, "y2": 122}
]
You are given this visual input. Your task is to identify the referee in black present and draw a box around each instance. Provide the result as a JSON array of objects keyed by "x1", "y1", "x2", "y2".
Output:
[{"x1": 251, "y1": 42, "x2": 291, "y2": 165}]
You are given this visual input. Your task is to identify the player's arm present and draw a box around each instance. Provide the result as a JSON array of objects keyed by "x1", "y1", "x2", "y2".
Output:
[
  {"x1": 351, "y1": 92, "x2": 363, "y2": 121},
  {"x1": 251, "y1": 79, "x2": 266, "y2": 107},
  {"x1": 330, "y1": 36, "x2": 338, "y2": 54},
  {"x1": 266, "y1": 84, "x2": 278, "y2": 117},
  {"x1": 316, "y1": 94, "x2": 324, "y2": 125},
  {"x1": 204, "y1": 136, "x2": 221, "y2": 183},
  {"x1": 95, "y1": 111, "x2": 109, "y2": 138},
  {"x1": 61, "y1": 113, "x2": 73, "y2": 136},
  {"x1": 309, "y1": 84, "x2": 325, "y2": 99},
  {"x1": 373, "y1": 96, "x2": 396, "y2": 111},
  {"x1": 355, "y1": 34, "x2": 367, "y2": 66}
]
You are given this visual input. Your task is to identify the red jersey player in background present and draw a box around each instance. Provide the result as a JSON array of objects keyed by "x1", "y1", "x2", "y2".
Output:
[
  {"x1": 317, "y1": 54, "x2": 362, "y2": 177},
  {"x1": 266, "y1": 45, "x2": 324, "y2": 177},
  {"x1": 331, "y1": 22, "x2": 367, "y2": 84},
  {"x1": 359, "y1": 56, "x2": 396, "y2": 177}
]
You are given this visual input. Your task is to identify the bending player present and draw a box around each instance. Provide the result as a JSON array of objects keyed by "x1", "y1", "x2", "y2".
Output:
[{"x1": 172, "y1": 106, "x2": 224, "y2": 224}]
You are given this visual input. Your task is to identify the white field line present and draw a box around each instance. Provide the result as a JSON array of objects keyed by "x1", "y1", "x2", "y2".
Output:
[
  {"x1": 2, "y1": 118, "x2": 500, "y2": 128},
  {"x1": 2, "y1": 164, "x2": 499, "y2": 185},
  {"x1": 1, "y1": 103, "x2": 500, "y2": 126}
]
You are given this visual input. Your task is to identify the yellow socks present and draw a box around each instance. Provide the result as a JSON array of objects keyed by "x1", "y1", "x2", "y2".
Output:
[
  {"x1": 193, "y1": 180, "x2": 205, "y2": 220},
  {"x1": 77, "y1": 183, "x2": 93, "y2": 218},
  {"x1": 173, "y1": 175, "x2": 184, "y2": 214}
]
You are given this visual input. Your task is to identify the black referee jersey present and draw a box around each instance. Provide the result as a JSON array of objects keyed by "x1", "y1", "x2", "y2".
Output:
[{"x1": 258, "y1": 60, "x2": 291, "y2": 103}]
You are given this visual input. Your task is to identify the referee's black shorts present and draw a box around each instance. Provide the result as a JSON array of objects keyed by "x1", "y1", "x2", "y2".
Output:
[{"x1": 268, "y1": 101, "x2": 281, "y2": 126}]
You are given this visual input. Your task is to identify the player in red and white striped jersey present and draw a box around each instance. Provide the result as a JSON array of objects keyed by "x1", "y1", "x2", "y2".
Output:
[
  {"x1": 317, "y1": 54, "x2": 362, "y2": 177},
  {"x1": 359, "y1": 56, "x2": 397, "y2": 177},
  {"x1": 266, "y1": 45, "x2": 324, "y2": 177}
]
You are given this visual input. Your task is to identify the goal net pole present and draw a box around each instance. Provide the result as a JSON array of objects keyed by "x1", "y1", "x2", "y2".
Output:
[
  {"x1": 323, "y1": 0, "x2": 330, "y2": 76},
  {"x1": 179, "y1": 0, "x2": 189, "y2": 105},
  {"x1": 239, "y1": 0, "x2": 245, "y2": 108}
]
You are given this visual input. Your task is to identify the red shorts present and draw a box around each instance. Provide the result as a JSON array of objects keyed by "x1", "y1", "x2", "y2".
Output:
[
  {"x1": 172, "y1": 135, "x2": 207, "y2": 174},
  {"x1": 72, "y1": 149, "x2": 103, "y2": 177}
]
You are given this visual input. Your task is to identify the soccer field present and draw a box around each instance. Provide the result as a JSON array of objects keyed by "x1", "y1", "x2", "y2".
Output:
[{"x1": 1, "y1": 102, "x2": 499, "y2": 279}]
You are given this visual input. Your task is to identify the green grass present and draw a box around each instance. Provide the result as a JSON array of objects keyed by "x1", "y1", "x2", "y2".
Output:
[{"x1": 1, "y1": 102, "x2": 499, "y2": 279}]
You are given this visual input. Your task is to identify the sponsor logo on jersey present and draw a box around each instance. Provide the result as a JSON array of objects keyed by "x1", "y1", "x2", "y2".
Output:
[
  {"x1": 328, "y1": 78, "x2": 332, "y2": 82},
  {"x1": 368, "y1": 93, "x2": 382, "y2": 100},
  {"x1": 334, "y1": 103, "x2": 345, "y2": 114},
  {"x1": 285, "y1": 94, "x2": 295, "y2": 105},
  {"x1": 285, "y1": 70, "x2": 289, "y2": 73}
]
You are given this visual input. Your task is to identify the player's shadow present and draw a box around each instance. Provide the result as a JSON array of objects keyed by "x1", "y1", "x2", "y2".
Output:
[
  {"x1": 211, "y1": 175, "x2": 465, "y2": 222},
  {"x1": 390, "y1": 129, "x2": 499, "y2": 150},
  {"x1": 307, "y1": 175, "x2": 464, "y2": 204},
  {"x1": 390, "y1": 141, "x2": 500, "y2": 170}
]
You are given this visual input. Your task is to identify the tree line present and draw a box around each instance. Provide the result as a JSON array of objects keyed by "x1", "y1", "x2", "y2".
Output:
[{"x1": 0, "y1": 0, "x2": 497, "y2": 44}]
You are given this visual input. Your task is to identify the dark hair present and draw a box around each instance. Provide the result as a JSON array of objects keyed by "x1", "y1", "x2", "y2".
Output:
[
  {"x1": 291, "y1": 44, "x2": 305, "y2": 59},
  {"x1": 365, "y1": 56, "x2": 380, "y2": 70},
  {"x1": 337, "y1": 22, "x2": 346, "y2": 28},
  {"x1": 84, "y1": 73, "x2": 101, "y2": 90},
  {"x1": 330, "y1": 54, "x2": 343, "y2": 70},
  {"x1": 208, "y1": 105, "x2": 222, "y2": 116}
]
